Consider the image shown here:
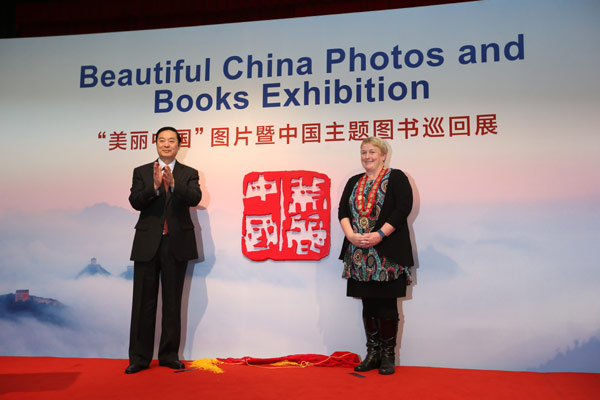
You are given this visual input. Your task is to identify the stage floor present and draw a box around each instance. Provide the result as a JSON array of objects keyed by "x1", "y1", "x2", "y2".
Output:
[{"x1": 1, "y1": 356, "x2": 599, "y2": 399}]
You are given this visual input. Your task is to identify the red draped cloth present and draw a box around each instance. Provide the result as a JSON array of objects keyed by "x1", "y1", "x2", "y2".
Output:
[{"x1": 217, "y1": 351, "x2": 360, "y2": 368}]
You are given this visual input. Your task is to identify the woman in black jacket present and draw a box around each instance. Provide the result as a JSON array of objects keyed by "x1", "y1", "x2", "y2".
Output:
[{"x1": 338, "y1": 136, "x2": 414, "y2": 375}]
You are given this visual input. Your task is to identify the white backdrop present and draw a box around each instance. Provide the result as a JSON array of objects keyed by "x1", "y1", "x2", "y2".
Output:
[{"x1": 1, "y1": 0, "x2": 599, "y2": 372}]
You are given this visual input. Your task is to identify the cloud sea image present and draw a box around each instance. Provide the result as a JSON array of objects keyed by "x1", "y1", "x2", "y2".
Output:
[{"x1": 0, "y1": 200, "x2": 598, "y2": 372}]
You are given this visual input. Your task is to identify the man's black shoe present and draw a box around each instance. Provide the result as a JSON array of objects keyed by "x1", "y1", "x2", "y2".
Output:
[
  {"x1": 125, "y1": 364, "x2": 148, "y2": 374},
  {"x1": 159, "y1": 360, "x2": 186, "y2": 369}
]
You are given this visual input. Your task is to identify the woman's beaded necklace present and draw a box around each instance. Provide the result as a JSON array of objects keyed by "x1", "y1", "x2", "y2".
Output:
[{"x1": 355, "y1": 167, "x2": 388, "y2": 230}]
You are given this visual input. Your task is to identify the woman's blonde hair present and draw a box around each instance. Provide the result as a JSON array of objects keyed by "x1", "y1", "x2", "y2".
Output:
[{"x1": 361, "y1": 136, "x2": 388, "y2": 155}]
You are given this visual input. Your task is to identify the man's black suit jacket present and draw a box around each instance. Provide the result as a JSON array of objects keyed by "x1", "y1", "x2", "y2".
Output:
[{"x1": 129, "y1": 160, "x2": 202, "y2": 262}]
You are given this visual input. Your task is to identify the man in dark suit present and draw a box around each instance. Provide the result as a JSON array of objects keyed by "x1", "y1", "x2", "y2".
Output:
[{"x1": 125, "y1": 126, "x2": 202, "y2": 374}]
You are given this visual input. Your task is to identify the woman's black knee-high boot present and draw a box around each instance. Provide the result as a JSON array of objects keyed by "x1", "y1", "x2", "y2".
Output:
[
  {"x1": 354, "y1": 316, "x2": 381, "y2": 372},
  {"x1": 378, "y1": 318, "x2": 398, "y2": 375}
]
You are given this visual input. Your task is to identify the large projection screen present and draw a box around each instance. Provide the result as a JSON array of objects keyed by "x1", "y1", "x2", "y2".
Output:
[{"x1": 1, "y1": 0, "x2": 599, "y2": 372}]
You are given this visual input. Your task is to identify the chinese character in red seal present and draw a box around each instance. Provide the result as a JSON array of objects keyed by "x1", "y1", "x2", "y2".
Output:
[{"x1": 242, "y1": 171, "x2": 331, "y2": 261}]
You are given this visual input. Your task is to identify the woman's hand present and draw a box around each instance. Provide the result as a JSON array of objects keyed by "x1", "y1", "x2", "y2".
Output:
[
  {"x1": 341, "y1": 218, "x2": 383, "y2": 248},
  {"x1": 349, "y1": 232, "x2": 382, "y2": 248},
  {"x1": 365, "y1": 232, "x2": 383, "y2": 247},
  {"x1": 348, "y1": 232, "x2": 364, "y2": 247}
]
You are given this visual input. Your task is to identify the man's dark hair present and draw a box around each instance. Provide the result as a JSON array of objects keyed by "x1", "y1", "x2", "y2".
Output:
[{"x1": 156, "y1": 126, "x2": 181, "y2": 145}]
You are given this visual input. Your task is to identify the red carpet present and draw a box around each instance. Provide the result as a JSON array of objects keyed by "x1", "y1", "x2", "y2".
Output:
[{"x1": 1, "y1": 356, "x2": 599, "y2": 400}]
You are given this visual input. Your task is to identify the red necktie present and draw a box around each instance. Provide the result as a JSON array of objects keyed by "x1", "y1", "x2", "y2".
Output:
[{"x1": 163, "y1": 171, "x2": 169, "y2": 235}]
